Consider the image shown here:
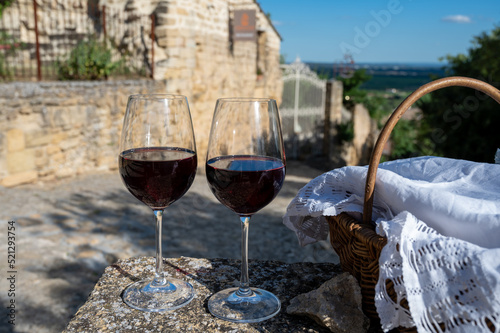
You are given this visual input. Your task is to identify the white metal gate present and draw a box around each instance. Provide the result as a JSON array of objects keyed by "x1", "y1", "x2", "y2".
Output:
[{"x1": 280, "y1": 58, "x2": 326, "y2": 159}]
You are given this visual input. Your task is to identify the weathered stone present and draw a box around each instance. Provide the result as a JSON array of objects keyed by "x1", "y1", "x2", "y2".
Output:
[
  {"x1": 97, "y1": 155, "x2": 116, "y2": 168},
  {"x1": 59, "y1": 138, "x2": 80, "y2": 151},
  {"x1": 55, "y1": 167, "x2": 76, "y2": 179},
  {"x1": 0, "y1": 2, "x2": 285, "y2": 186},
  {"x1": 46, "y1": 144, "x2": 61, "y2": 155},
  {"x1": 35, "y1": 149, "x2": 49, "y2": 168},
  {"x1": 6, "y1": 149, "x2": 36, "y2": 173},
  {"x1": 0, "y1": 170, "x2": 38, "y2": 187},
  {"x1": 7, "y1": 128, "x2": 25, "y2": 152},
  {"x1": 352, "y1": 104, "x2": 378, "y2": 166},
  {"x1": 287, "y1": 273, "x2": 370, "y2": 333},
  {"x1": 63, "y1": 257, "x2": 343, "y2": 333},
  {"x1": 26, "y1": 128, "x2": 52, "y2": 148},
  {"x1": 51, "y1": 132, "x2": 69, "y2": 144},
  {"x1": 0, "y1": 163, "x2": 342, "y2": 332}
]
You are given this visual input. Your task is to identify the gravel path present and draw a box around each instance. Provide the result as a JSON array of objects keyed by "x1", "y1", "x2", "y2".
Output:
[{"x1": 0, "y1": 161, "x2": 339, "y2": 333}]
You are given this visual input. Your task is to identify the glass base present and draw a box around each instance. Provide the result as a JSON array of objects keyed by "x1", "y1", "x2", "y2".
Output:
[
  {"x1": 208, "y1": 287, "x2": 281, "y2": 323},
  {"x1": 122, "y1": 278, "x2": 195, "y2": 312}
]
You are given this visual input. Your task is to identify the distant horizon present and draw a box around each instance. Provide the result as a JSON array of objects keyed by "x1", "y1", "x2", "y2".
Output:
[{"x1": 300, "y1": 60, "x2": 445, "y2": 67}]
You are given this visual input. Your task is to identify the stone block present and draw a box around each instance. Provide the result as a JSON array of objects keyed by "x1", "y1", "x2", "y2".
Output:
[
  {"x1": 51, "y1": 152, "x2": 66, "y2": 164},
  {"x1": 1, "y1": 170, "x2": 38, "y2": 187},
  {"x1": 19, "y1": 105, "x2": 32, "y2": 115},
  {"x1": 178, "y1": 7, "x2": 190, "y2": 15},
  {"x1": 39, "y1": 174, "x2": 56, "y2": 183},
  {"x1": 97, "y1": 155, "x2": 117, "y2": 169},
  {"x1": 46, "y1": 105, "x2": 86, "y2": 130},
  {"x1": 63, "y1": 257, "x2": 343, "y2": 333},
  {"x1": 7, "y1": 149, "x2": 36, "y2": 173},
  {"x1": 46, "y1": 97, "x2": 80, "y2": 107},
  {"x1": 46, "y1": 144, "x2": 61, "y2": 155},
  {"x1": 0, "y1": 156, "x2": 7, "y2": 178},
  {"x1": 55, "y1": 167, "x2": 74, "y2": 179},
  {"x1": 7, "y1": 128, "x2": 25, "y2": 152},
  {"x1": 25, "y1": 128, "x2": 51, "y2": 148},
  {"x1": 35, "y1": 148, "x2": 48, "y2": 167},
  {"x1": 154, "y1": 26, "x2": 169, "y2": 43},
  {"x1": 287, "y1": 273, "x2": 370, "y2": 333},
  {"x1": 156, "y1": 13, "x2": 176, "y2": 26},
  {"x1": 51, "y1": 132, "x2": 68, "y2": 144},
  {"x1": 59, "y1": 138, "x2": 80, "y2": 151}
]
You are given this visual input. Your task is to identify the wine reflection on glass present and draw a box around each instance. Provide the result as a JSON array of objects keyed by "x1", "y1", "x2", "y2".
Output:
[
  {"x1": 118, "y1": 94, "x2": 197, "y2": 312},
  {"x1": 206, "y1": 98, "x2": 286, "y2": 323}
]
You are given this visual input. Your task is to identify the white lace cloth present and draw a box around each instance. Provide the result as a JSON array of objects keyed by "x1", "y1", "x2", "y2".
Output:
[{"x1": 283, "y1": 156, "x2": 500, "y2": 332}]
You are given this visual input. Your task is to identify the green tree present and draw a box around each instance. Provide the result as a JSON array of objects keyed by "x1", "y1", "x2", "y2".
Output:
[
  {"x1": 337, "y1": 68, "x2": 372, "y2": 110},
  {"x1": 416, "y1": 25, "x2": 500, "y2": 163}
]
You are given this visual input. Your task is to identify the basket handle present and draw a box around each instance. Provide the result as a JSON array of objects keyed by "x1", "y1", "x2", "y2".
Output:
[{"x1": 362, "y1": 76, "x2": 500, "y2": 225}]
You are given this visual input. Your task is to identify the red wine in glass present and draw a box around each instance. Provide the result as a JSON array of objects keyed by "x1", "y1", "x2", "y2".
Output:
[
  {"x1": 206, "y1": 155, "x2": 285, "y2": 215},
  {"x1": 120, "y1": 147, "x2": 197, "y2": 209},
  {"x1": 118, "y1": 94, "x2": 197, "y2": 312},
  {"x1": 206, "y1": 98, "x2": 286, "y2": 323}
]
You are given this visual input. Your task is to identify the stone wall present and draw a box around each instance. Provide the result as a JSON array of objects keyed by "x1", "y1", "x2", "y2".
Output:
[
  {"x1": 339, "y1": 104, "x2": 378, "y2": 167},
  {"x1": 124, "y1": 0, "x2": 283, "y2": 158},
  {"x1": 2, "y1": 0, "x2": 282, "y2": 181},
  {"x1": 0, "y1": 80, "x2": 165, "y2": 187},
  {"x1": 1, "y1": 0, "x2": 283, "y2": 187}
]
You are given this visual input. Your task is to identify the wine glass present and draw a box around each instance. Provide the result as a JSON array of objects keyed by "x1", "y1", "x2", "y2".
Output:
[
  {"x1": 118, "y1": 94, "x2": 197, "y2": 312},
  {"x1": 205, "y1": 98, "x2": 286, "y2": 322}
]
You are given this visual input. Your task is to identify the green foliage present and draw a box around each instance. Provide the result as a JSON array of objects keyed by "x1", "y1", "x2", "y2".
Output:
[
  {"x1": 361, "y1": 90, "x2": 423, "y2": 160},
  {"x1": 315, "y1": 70, "x2": 330, "y2": 81},
  {"x1": 0, "y1": 31, "x2": 22, "y2": 80},
  {"x1": 360, "y1": 74, "x2": 438, "y2": 91},
  {"x1": 0, "y1": 0, "x2": 16, "y2": 81},
  {"x1": 417, "y1": 25, "x2": 500, "y2": 162},
  {"x1": 56, "y1": 36, "x2": 121, "y2": 80},
  {"x1": 362, "y1": 93, "x2": 388, "y2": 126},
  {"x1": 337, "y1": 69, "x2": 372, "y2": 109},
  {"x1": 0, "y1": 53, "x2": 8, "y2": 79},
  {"x1": 337, "y1": 121, "x2": 354, "y2": 144},
  {"x1": 390, "y1": 118, "x2": 420, "y2": 159},
  {"x1": 0, "y1": 0, "x2": 14, "y2": 17}
]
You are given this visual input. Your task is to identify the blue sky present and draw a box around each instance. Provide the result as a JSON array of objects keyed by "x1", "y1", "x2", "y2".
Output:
[{"x1": 258, "y1": 0, "x2": 500, "y2": 64}]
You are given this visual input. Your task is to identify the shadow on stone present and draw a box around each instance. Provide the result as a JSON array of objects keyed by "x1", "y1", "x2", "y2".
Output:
[
  {"x1": 9, "y1": 166, "x2": 339, "y2": 332},
  {"x1": 63, "y1": 257, "x2": 342, "y2": 332}
]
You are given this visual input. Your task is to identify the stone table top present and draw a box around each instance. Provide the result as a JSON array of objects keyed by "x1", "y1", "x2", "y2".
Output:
[{"x1": 63, "y1": 256, "x2": 343, "y2": 332}]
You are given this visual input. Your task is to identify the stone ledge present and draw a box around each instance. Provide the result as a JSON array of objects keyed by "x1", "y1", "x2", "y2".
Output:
[{"x1": 63, "y1": 257, "x2": 342, "y2": 332}]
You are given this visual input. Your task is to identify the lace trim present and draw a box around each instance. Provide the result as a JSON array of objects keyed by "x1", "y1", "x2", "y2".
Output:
[
  {"x1": 283, "y1": 166, "x2": 391, "y2": 246},
  {"x1": 377, "y1": 212, "x2": 500, "y2": 333}
]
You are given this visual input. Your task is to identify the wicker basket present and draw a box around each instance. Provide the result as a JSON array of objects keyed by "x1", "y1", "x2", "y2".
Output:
[{"x1": 326, "y1": 76, "x2": 500, "y2": 332}]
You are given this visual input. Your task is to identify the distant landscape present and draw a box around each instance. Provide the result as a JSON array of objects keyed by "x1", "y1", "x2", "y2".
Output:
[{"x1": 307, "y1": 62, "x2": 447, "y2": 91}]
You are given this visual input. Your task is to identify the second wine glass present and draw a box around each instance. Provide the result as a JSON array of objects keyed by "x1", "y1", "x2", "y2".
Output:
[{"x1": 206, "y1": 98, "x2": 286, "y2": 323}]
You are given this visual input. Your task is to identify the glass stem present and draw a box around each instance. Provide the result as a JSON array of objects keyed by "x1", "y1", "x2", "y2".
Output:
[
  {"x1": 152, "y1": 209, "x2": 167, "y2": 286},
  {"x1": 237, "y1": 215, "x2": 253, "y2": 297}
]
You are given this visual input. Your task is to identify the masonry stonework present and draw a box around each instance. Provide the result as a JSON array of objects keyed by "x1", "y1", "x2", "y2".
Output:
[
  {"x1": 0, "y1": 0, "x2": 282, "y2": 187},
  {"x1": 0, "y1": 80, "x2": 166, "y2": 187}
]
